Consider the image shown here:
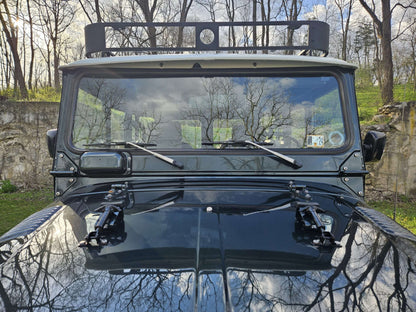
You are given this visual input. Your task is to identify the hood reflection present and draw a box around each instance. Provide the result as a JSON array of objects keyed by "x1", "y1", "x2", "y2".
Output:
[{"x1": 1, "y1": 196, "x2": 416, "y2": 311}]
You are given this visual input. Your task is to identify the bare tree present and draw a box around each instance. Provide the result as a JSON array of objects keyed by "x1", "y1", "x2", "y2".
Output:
[
  {"x1": 0, "y1": 29, "x2": 12, "y2": 90},
  {"x1": 24, "y1": 0, "x2": 35, "y2": 89},
  {"x1": 334, "y1": 0, "x2": 354, "y2": 61},
  {"x1": 73, "y1": 79, "x2": 126, "y2": 145},
  {"x1": 233, "y1": 78, "x2": 292, "y2": 141},
  {"x1": 79, "y1": 0, "x2": 103, "y2": 23},
  {"x1": 177, "y1": 0, "x2": 194, "y2": 47},
  {"x1": 225, "y1": 0, "x2": 236, "y2": 46},
  {"x1": 282, "y1": 0, "x2": 303, "y2": 54},
  {"x1": 33, "y1": 0, "x2": 76, "y2": 89},
  {"x1": 359, "y1": 0, "x2": 416, "y2": 105},
  {"x1": 259, "y1": 0, "x2": 271, "y2": 50},
  {"x1": 195, "y1": 0, "x2": 220, "y2": 22},
  {"x1": 0, "y1": 0, "x2": 28, "y2": 98},
  {"x1": 135, "y1": 0, "x2": 159, "y2": 48}
]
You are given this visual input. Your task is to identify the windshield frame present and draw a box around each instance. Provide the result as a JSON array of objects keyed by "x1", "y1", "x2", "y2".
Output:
[{"x1": 66, "y1": 67, "x2": 353, "y2": 156}]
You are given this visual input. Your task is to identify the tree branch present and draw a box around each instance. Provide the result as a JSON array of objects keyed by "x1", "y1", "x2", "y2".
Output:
[
  {"x1": 359, "y1": 0, "x2": 382, "y2": 34},
  {"x1": 391, "y1": 2, "x2": 416, "y2": 14}
]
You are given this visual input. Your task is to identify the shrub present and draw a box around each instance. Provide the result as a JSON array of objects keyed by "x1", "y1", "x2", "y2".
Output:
[{"x1": 0, "y1": 180, "x2": 18, "y2": 193}]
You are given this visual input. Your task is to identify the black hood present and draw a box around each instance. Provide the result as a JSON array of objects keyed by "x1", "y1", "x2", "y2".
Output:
[{"x1": 1, "y1": 179, "x2": 416, "y2": 311}]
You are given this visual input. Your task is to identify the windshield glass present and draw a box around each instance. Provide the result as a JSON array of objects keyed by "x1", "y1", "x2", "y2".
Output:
[{"x1": 72, "y1": 74, "x2": 346, "y2": 150}]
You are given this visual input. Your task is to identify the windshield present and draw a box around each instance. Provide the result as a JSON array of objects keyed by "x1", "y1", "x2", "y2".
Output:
[{"x1": 72, "y1": 74, "x2": 346, "y2": 150}]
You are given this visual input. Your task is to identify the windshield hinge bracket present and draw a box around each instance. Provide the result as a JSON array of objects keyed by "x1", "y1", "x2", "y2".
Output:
[
  {"x1": 78, "y1": 183, "x2": 131, "y2": 248},
  {"x1": 288, "y1": 181, "x2": 312, "y2": 200}
]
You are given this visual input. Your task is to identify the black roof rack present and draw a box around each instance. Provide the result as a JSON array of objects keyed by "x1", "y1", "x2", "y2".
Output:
[{"x1": 85, "y1": 20, "x2": 329, "y2": 58}]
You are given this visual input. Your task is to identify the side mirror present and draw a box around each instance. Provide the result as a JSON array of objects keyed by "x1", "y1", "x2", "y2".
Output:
[
  {"x1": 46, "y1": 129, "x2": 58, "y2": 158},
  {"x1": 363, "y1": 131, "x2": 386, "y2": 162}
]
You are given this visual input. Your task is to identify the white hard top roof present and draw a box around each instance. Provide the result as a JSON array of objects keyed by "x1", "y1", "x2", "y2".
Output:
[{"x1": 60, "y1": 53, "x2": 356, "y2": 70}]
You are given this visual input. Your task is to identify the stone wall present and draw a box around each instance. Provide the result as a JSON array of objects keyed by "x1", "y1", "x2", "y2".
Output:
[
  {"x1": 0, "y1": 102, "x2": 59, "y2": 188},
  {"x1": 365, "y1": 101, "x2": 416, "y2": 200},
  {"x1": 0, "y1": 101, "x2": 415, "y2": 199}
]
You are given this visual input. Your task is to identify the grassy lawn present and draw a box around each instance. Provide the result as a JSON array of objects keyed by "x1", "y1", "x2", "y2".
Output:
[
  {"x1": 0, "y1": 189, "x2": 54, "y2": 236},
  {"x1": 0, "y1": 189, "x2": 415, "y2": 237},
  {"x1": 370, "y1": 199, "x2": 416, "y2": 234},
  {"x1": 356, "y1": 84, "x2": 416, "y2": 124}
]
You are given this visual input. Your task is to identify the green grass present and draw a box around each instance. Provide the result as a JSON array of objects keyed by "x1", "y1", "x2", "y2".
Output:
[
  {"x1": 356, "y1": 85, "x2": 382, "y2": 122},
  {"x1": 369, "y1": 199, "x2": 416, "y2": 234},
  {"x1": 356, "y1": 83, "x2": 416, "y2": 123},
  {"x1": 0, "y1": 189, "x2": 54, "y2": 236},
  {"x1": 0, "y1": 86, "x2": 61, "y2": 102}
]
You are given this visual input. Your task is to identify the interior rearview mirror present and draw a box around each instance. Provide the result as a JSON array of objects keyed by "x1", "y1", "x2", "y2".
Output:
[{"x1": 363, "y1": 131, "x2": 386, "y2": 162}]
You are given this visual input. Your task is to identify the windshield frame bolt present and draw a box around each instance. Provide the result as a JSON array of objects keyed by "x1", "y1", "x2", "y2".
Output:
[
  {"x1": 55, "y1": 192, "x2": 61, "y2": 196},
  {"x1": 344, "y1": 177, "x2": 350, "y2": 182}
]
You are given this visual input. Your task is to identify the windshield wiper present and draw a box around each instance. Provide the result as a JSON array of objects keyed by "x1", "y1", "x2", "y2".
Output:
[
  {"x1": 126, "y1": 142, "x2": 184, "y2": 169},
  {"x1": 202, "y1": 140, "x2": 273, "y2": 148},
  {"x1": 84, "y1": 141, "x2": 184, "y2": 169},
  {"x1": 84, "y1": 142, "x2": 156, "y2": 147},
  {"x1": 244, "y1": 140, "x2": 302, "y2": 168},
  {"x1": 242, "y1": 202, "x2": 292, "y2": 216},
  {"x1": 202, "y1": 140, "x2": 302, "y2": 169}
]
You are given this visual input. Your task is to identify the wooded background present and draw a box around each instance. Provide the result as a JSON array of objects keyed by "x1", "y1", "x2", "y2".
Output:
[{"x1": 0, "y1": 0, "x2": 415, "y2": 106}]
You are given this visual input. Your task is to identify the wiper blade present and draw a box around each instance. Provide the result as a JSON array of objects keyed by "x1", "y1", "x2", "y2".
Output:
[
  {"x1": 126, "y1": 142, "x2": 184, "y2": 169},
  {"x1": 202, "y1": 140, "x2": 273, "y2": 148},
  {"x1": 84, "y1": 141, "x2": 156, "y2": 147},
  {"x1": 202, "y1": 140, "x2": 302, "y2": 169}
]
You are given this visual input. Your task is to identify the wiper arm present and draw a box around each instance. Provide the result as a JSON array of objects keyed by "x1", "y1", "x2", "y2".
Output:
[
  {"x1": 242, "y1": 202, "x2": 292, "y2": 216},
  {"x1": 126, "y1": 142, "x2": 184, "y2": 169},
  {"x1": 202, "y1": 140, "x2": 302, "y2": 168},
  {"x1": 244, "y1": 140, "x2": 302, "y2": 169},
  {"x1": 83, "y1": 141, "x2": 183, "y2": 169},
  {"x1": 132, "y1": 201, "x2": 176, "y2": 216}
]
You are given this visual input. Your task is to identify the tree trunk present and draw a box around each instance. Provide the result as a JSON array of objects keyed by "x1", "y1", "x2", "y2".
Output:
[
  {"x1": 53, "y1": 38, "x2": 60, "y2": 90},
  {"x1": 380, "y1": 0, "x2": 393, "y2": 104},
  {"x1": 95, "y1": 0, "x2": 102, "y2": 23},
  {"x1": 339, "y1": 0, "x2": 353, "y2": 61},
  {"x1": 0, "y1": 1, "x2": 28, "y2": 98},
  {"x1": 137, "y1": 0, "x2": 158, "y2": 49},
  {"x1": 177, "y1": 0, "x2": 193, "y2": 48},
  {"x1": 412, "y1": 40, "x2": 416, "y2": 91},
  {"x1": 283, "y1": 0, "x2": 300, "y2": 55},
  {"x1": 225, "y1": 0, "x2": 236, "y2": 47},
  {"x1": 252, "y1": 0, "x2": 257, "y2": 50},
  {"x1": 359, "y1": 0, "x2": 394, "y2": 105},
  {"x1": 26, "y1": 0, "x2": 35, "y2": 90},
  {"x1": 260, "y1": 0, "x2": 271, "y2": 52}
]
